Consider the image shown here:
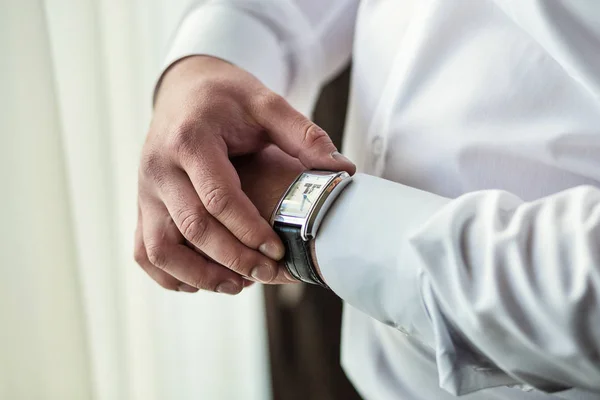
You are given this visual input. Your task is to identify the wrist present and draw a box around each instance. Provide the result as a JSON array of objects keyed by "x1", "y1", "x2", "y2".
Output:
[
  {"x1": 234, "y1": 153, "x2": 303, "y2": 221},
  {"x1": 269, "y1": 170, "x2": 351, "y2": 288},
  {"x1": 262, "y1": 177, "x2": 296, "y2": 220},
  {"x1": 255, "y1": 161, "x2": 304, "y2": 220},
  {"x1": 309, "y1": 240, "x2": 325, "y2": 284}
]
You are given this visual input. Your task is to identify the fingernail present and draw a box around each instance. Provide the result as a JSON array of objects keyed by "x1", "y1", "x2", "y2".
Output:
[
  {"x1": 178, "y1": 283, "x2": 199, "y2": 293},
  {"x1": 259, "y1": 242, "x2": 285, "y2": 260},
  {"x1": 251, "y1": 265, "x2": 274, "y2": 283},
  {"x1": 216, "y1": 281, "x2": 241, "y2": 295},
  {"x1": 331, "y1": 151, "x2": 352, "y2": 164}
]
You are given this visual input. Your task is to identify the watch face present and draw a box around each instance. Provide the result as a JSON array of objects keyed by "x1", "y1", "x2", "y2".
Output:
[{"x1": 278, "y1": 173, "x2": 333, "y2": 218}]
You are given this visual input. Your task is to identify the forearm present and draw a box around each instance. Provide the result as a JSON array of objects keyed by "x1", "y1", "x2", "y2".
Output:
[
  {"x1": 314, "y1": 174, "x2": 448, "y2": 340},
  {"x1": 313, "y1": 173, "x2": 600, "y2": 394}
]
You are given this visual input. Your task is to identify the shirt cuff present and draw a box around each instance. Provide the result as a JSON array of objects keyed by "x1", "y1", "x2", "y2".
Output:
[
  {"x1": 315, "y1": 173, "x2": 449, "y2": 341},
  {"x1": 156, "y1": 4, "x2": 289, "y2": 97}
]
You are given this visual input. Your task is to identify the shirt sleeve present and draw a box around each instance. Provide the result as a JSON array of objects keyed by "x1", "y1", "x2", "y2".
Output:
[
  {"x1": 157, "y1": 0, "x2": 359, "y2": 113},
  {"x1": 316, "y1": 173, "x2": 600, "y2": 396}
]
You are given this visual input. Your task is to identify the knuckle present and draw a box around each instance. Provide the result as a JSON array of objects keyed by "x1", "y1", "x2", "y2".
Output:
[
  {"x1": 189, "y1": 274, "x2": 210, "y2": 291},
  {"x1": 301, "y1": 123, "x2": 330, "y2": 150},
  {"x1": 133, "y1": 243, "x2": 147, "y2": 265},
  {"x1": 140, "y1": 150, "x2": 167, "y2": 183},
  {"x1": 154, "y1": 276, "x2": 179, "y2": 292},
  {"x1": 168, "y1": 123, "x2": 198, "y2": 157},
  {"x1": 234, "y1": 223, "x2": 270, "y2": 249},
  {"x1": 256, "y1": 91, "x2": 285, "y2": 113},
  {"x1": 202, "y1": 184, "x2": 233, "y2": 218},
  {"x1": 237, "y1": 225, "x2": 261, "y2": 247},
  {"x1": 178, "y1": 209, "x2": 210, "y2": 246},
  {"x1": 146, "y1": 243, "x2": 168, "y2": 269},
  {"x1": 225, "y1": 250, "x2": 245, "y2": 273}
]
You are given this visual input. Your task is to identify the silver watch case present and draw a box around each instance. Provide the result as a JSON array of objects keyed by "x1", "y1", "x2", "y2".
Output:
[{"x1": 270, "y1": 170, "x2": 352, "y2": 241}]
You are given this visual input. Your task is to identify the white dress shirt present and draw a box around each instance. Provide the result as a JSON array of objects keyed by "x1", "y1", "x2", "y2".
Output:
[{"x1": 161, "y1": 1, "x2": 600, "y2": 399}]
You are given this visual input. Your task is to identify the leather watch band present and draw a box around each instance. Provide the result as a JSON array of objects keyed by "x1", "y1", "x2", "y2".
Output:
[{"x1": 274, "y1": 222, "x2": 328, "y2": 288}]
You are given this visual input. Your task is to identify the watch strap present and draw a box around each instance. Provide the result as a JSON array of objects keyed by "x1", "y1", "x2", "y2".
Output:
[{"x1": 274, "y1": 222, "x2": 327, "y2": 288}]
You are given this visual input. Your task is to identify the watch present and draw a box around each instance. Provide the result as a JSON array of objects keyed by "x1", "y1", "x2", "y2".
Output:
[{"x1": 270, "y1": 170, "x2": 352, "y2": 287}]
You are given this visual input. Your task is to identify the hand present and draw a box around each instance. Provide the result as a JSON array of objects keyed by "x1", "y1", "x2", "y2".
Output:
[
  {"x1": 233, "y1": 145, "x2": 327, "y2": 284},
  {"x1": 134, "y1": 56, "x2": 355, "y2": 294}
]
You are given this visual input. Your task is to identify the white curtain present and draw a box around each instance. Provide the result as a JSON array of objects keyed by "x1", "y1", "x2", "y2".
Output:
[{"x1": 0, "y1": 1, "x2": 270, "y2": 399}]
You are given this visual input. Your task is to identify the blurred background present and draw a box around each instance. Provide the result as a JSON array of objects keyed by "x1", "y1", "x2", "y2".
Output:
[
  {"x1": 1, "y1": 1, "x2": 269, "y2": 399},
  {"x1": 1, "y1": 1, "x2": 356, "y2": 399}
]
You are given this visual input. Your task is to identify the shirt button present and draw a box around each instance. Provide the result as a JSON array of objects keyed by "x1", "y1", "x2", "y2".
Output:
[{"x1": 371, "y1": 136, "x2": 384, "y2": 157}]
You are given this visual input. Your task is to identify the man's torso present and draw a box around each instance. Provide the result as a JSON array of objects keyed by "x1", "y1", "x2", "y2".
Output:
[{"x1": 341, "y1": 1, "x2": 600, "y2": 399}]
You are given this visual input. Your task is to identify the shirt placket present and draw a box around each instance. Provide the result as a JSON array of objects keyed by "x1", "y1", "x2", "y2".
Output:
[
  {"x1": 363, "y1": 1, "x2": 433, "y2": 177},
  {"x1": 368, "y1": 134, "x2": 388, "y2": 176}
]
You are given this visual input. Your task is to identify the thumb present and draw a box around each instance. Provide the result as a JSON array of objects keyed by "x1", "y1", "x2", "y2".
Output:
[{"x1": 252, "y1": 92, "x2": 356, "y2": 174}]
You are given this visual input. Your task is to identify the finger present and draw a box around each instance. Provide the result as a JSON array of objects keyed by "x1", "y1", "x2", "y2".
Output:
[
  {"x1": 134, "y1": 205, "x2": 198, "y2": 293},
  {"x1": 175, "y1": 137, "x2": 285, "y2": 261},
  {"x1": 251, "y1": 93, "x2": 356, "y2": 173},
  {"x1": 141, "y1": 198, "x2": 245, "y2": 294},
  {"x1": 157, "y1": 168, "x2": 283, "y2": 283},
  {"x1": 185, "y1": 239, "x2": 295, "y2": 286}
]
